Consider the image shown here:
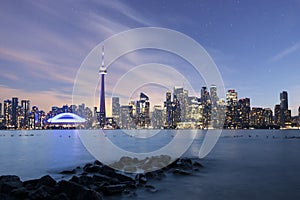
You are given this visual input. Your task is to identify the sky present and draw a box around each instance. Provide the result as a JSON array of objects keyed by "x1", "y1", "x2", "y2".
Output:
[{"x1": 0, "y1": 0, "x2": 299, "y2": 116}]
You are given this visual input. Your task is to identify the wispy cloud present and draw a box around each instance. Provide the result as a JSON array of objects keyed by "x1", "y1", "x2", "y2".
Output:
[
  {"x1": 0, "y1": 84, "x2": 72, "y2": 112},
  {"x1": 268, "y1": 42, "x2": 300, "y2": 63}
]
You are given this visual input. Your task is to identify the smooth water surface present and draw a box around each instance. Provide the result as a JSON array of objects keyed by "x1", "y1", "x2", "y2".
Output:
[{"x1": 1, "y1": 129, "x2": 300, "y2": 199}]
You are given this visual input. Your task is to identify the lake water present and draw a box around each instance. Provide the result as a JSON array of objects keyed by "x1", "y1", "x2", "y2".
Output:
[{"x1": 1, "y1": 129, "x2": 300, "y2": 199}]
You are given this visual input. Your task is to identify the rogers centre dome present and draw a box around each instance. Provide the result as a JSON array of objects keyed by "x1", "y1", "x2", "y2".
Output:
[{"x1": 47, "y1": 113, "x2": 86, "y2": 124}]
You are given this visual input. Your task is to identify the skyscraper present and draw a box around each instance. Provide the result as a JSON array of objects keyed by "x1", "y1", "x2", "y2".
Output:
[
  {"x1": 4, "y1": 99, "x2": 12, "y2": 128},
  {"x1": 225, "y1": 90, "x2": 238, "y2": 128},
  {"x1": 12, "y1": 97, "x2": 18, "y2": 128},
  {"x1": 210, "y1": 85, "x2": 218, "y2": 103},
  {"x1": 279, "y1": 91, "x2": 291, "y2": 127},
  {"x1": 99, "y1": 46, "x2": 107, "y2": 128},
  {"x1": 201, "y1": 87, "x2": 211, "y2": 128},
  {"x1": 237, "y1": 98, "x2": 251, "y2": 128},
  {"x1": 136, "y1": 93, "x2": 150, "y2": 127},
  {"x1": 152, "y1": 105, "x2": 164, "y2": 129},
  {"x1": 280, "y1": 91, "x2": 288, "y2": 111},
  {"x1": 274, "y1": 104, "x2": 281, "y2": 127},
  {"x1": 165, "y1": 91, "x2": 172, "y2": 128},
  {"x1": 112, "y1": 97, "x2": 120, "y2": 116},
  {"x1": 226, "y1": 89, "x2": 238, "y2": 104},
  {"x1": 21, "y1": 100, "x2": 30, "y2": 128},
  {"x1": 174, "y1": 87, "x2": 188, "y2": 121}
]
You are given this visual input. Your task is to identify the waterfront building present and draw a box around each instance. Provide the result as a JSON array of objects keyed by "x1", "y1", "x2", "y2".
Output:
[
  {"x1": 151, "y1": 105, "x2": 164, "y2": 129},
  {"x1": 11, "y1": 97, "x2": 18, "y2": 128},
  {"x1": 250, "y1": 107, "x2": 264, "y2": 128},
  {"x1": 225, "y1": 90, "x2": 238, "y2": 128},
  {"x1": 174, "y1": 87, "x2": 189, "y2": 122},
  {"x1": 165, "y1": 91, "x2": 172, "y2": 128},
  {"x1": 263, "y1": 108, "x2": 273, "y2": 128},
  {"x1": 237, "y1": 98, "x2": 251, "y2": 129},
  {"x1": 112, "y1": 97, "x2": 120, "y2": 126},
  {"x1": 119, "y1": 105, "x2": 134, "y2": 129},
  {"x1": 201, "y1": 87, "x2": 211, "y2": 128},
  {"x1": 226, "y1": 89, "x2": 238, "y2": 104},
  {"x1": 136, "y1": 93, "x2": 150, "y2": 128},
  {"x1": 4, "y1": 99, "x2": 12, "y2": 128},
  {"x1": 21, "y1": 100, "x2": 30, "y2": 128},
  {"x1": 274, "y1": 104, "x2": 281, "y2": 127}
]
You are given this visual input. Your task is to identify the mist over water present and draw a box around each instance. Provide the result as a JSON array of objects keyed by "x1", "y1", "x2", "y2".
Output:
[{"x1": 1, "y1": 129, "x2": 300, "y2": 199}]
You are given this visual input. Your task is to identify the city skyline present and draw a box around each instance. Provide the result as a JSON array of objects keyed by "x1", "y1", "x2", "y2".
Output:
[
  {"x1": 0, "y1": 1, "x2": 300, "y2": 115},
  {"x1": 0, "y1": 86, "x2": 299, "y2": 130}
]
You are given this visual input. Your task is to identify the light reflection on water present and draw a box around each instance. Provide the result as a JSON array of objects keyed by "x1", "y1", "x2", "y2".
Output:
[{"x1": 0, "y1": 129, "x2": 300, "y2": 200}]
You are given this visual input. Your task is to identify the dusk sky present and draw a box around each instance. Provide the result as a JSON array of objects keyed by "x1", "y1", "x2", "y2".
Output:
[{"x1": 0, "y1": 0, "x2": 299, "y2": 116}]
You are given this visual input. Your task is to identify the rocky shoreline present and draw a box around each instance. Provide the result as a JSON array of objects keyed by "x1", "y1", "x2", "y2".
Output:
[{"x1": 0, "y1": 156, "x2": 203, "y2": 200}]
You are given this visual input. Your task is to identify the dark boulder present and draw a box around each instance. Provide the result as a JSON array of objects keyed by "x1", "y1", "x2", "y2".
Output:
[
  {"x1": 84, "y1": 165, "x2": 101, "y2": 173},
  {"x1": 52, "y1": 192, "x2": 70, "y2": 200},
  {"x1": 94, "y1": 160, "x2": 103, "y2": 166},
  {"x1": 57, "y1": 180, "x2": 102, "y2": 200},
  {"x1": 59, "y1": 169, "x2": 76, "y2": 175},
  {"x1": 36, "y1": 175, "x2": 57, "y2": 188},
  {"x1": 172, "y1": 169, "x2": 191, "y2": 175},
  {"x1": 92, "y1": 174, "x2": 110, "y2": 184},
  {"x1": 0, "y1": 175, "x2": 22, "y2": 194},
  {"x1": 11, "y1": 187, "x2": 28, "y2": 199},
  {"x1": 102, "y1": 184, "x2": 126, "y2": 195},
  {"x1": 135, "y1": 174, "x2": 147, "y2": 185},
  {"x1": 28, "y1": 185, "x2": 53, "y2": 200}
]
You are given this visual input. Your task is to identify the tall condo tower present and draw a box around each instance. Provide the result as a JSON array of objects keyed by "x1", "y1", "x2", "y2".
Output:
[{"x1": 99, "y1": 46, "x2": 107, "y2": 128}]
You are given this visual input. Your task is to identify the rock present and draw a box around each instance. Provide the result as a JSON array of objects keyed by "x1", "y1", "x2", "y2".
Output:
[
  {"x1": 0, "y1": 175, "x2": 22, "y2": 194},
  {"x1": 112, "y1": 172, "x2": 135, "y2": 184},
  {"x1": 23, "y1": 179, "x2": 39, "y2": 189},
  {"x1": 36, "y1": 175, "x2": 57, "y2": 188},
  {"x1": 69, "y1": 176, "x2": 79, "y2": 184},
  {"x1": 59, "y1": 169, "x2": 76, "y2": 175},
  {"x1": 77, "y1": 175, "x2": 94, "y2": 186},
  {"x1": 172, "y1": 169, "x2": 191, "y2": 175},
  {"x1": 109, "y1": 161, "x2": 124, "y2": 170},
  {"x1": 94, "y1": 160, "x2": 103, "y2": 166},
  {"x1": 123, "y1": 166, "x2": 137, "y2": 173},
  {"x1": 120, "y1": 156, "x2": 133, "y2": 165},
  {"x1": 0, "y1": 193, "x2": 12, "y2": 200},
  {"x1": 11, "y1": 187, "x2": 29, "y2": 199},
  {"x1": 57, "y1": 180, "x2": 102, "y2": 200},
  {"x1": 92, "y1": 175, "x2": 110, "y2": 183},
  {"x1": 84, "y1": 165, "x2": 101, "y2": 173},
  {"x1": 102, "y1": 184, "x2": 126, "y2": 195},
  {"x1": 135, "y1": 174, "x2": 147, "y2": 185},
  {"x1": 98, "y1": 165, "x2": 115, "y2": 177},
  {"x1": 166, "y1": 158, "x2": 180, "y2": 169},
  {"x1": 193, "y1": 161, "x2": 203, "y2": 168},
  {"x1": 0, "y1": 175, "x2": 21, "y2": 182},
  {"x1": 28, "y1": 185, "x2": 52, "y2": 200},
  {"x1": 52, "y1": 192, "x2": 70, "y2": 200},
  {"x1": 83, "y1": 163, "x2": 93, "y2": 170},
  {"x1": 158, "y1": 155, "x2": 172, "y2": 165}
]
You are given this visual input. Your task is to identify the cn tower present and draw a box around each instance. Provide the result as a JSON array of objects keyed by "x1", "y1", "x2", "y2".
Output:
[{"x1": 99, "y1": 46, "x2": 107, "y2": 128}]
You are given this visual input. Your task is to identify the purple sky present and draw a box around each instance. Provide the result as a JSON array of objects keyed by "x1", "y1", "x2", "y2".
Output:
[{"x1": 0, "y1": 0, "x2": 299, "y2": 116}]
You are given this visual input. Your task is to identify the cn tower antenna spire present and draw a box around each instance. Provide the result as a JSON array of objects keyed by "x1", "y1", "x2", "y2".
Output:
[
  {"x1": 99, "y1": 45, "x2": 107, "y2": 128},
  {"x1": 102, "y1": 45, "x2": 104, "y2": 69}
]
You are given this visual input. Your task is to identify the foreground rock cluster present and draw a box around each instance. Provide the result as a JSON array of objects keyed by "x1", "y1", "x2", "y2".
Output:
[{"x1": 0, "y1": 156, "x2": 203, "y2": 200}]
